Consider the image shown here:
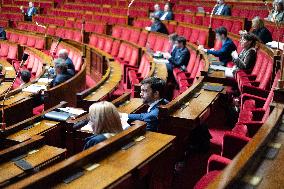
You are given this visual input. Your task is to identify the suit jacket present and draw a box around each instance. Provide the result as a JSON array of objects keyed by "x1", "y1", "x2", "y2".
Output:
[
  {"x1": 65, "y1": 57, "x2": 76, "y2": 76},
  {"x1": 252, "y1": 27, "x2": 272, "y2": 44},
  {"x1": 213, "y1": 4, "x2": 231, "y2": 16},
  {"x1": 233, "y1": 48, "x2": 256, "y2": 72},
  {"x1": 168, "y1": 47, "x2": 190, "y2": 69},
  {"x1": 128, "y1": 98, "x2": 168, "y2": 131},
  {"x1": 207, "y1": 38, "x2": 236, "y2": 65},
  {"x1": 51, "y1": 72, "x2": 72, "y2": 87},
  {"x1": 0, "y1": 30, "x2": 6, "y2": 40},
  {"x1": 154, "y1": 10, "x2": 164, "y2": 18},
  {"x1": 83, "y1": 134, "x2": 107, "y2": 150},
  {"x1": 150, "y1": 21, "x2": 168, "y2": 34},
  {"x1": 26, "y1": 7, "x2": 37, "y2": 17},
  {"x1": 268, "y1": 10, "x2": 284, "y2": 23},
  {"x1": 160, "y1": 11, "x2": 174, "y2": 20}
]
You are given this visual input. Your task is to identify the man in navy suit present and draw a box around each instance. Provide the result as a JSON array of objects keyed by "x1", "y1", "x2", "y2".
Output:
[
  {"x1": 51, "y1": 59, "x2": 72, "y2": 87},
  {"x1": 166, "y1": 36, "x2": 190, "y2": 73},
  {"x1": 213, "y1": 0, "x2": 231, "y2": 16},
  {"x1": 58, "y1": 49, "x2": 76, "y2": 76},
  {"x1": 20, "y1": 2, "x2": 37, "y2": 21},
  {"x1": 120, "y1": 77, "x2": 168, "y2": 132},
  {"x1": 148, "y1": 16, "x2": 168, "y2": 34},
  {"x1": 160, "y1": 2, "x2": 174, "y2": 20},
  {"x1": 198, "y1": 27, "x2": 236, "y2": 66},
  {"x1": 153, "y1": 4, "x2": 163, "y2": 18}
]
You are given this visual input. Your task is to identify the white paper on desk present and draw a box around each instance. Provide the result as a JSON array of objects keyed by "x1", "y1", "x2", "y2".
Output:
[
  {"x1": 209, "y1": 65, "x2": 227, "y2": 71},
  {"x1": 153, "y1": 58, "x2": 169, "y2": 64},
  {"x1": 58, "y1": 107, "x2": 86, "y2": 116},
  {"x1": 161, "y1": 52, "x2": 171, "y2": 59},
  {"x1": 120, "y1": 113, "x2": 130, "y2": 130},
  {"x1": 80, "y1": 122, "x2": 93, "y2": 132},
  {"x1": 22, "y1": 84, "x2": 47, "y2": 93},
  {"x1": 37, "y1": 78, "x2": 53, "y2": 83},
  {"x1": 225, "y1": 67, "x2": 235, "y2": 78},
  {"x1": 266, "y1": 41, "x2": 284, "y2": 50},
  {"x1": 5, "y1": 67, "x2": 13, "y2": 71}
]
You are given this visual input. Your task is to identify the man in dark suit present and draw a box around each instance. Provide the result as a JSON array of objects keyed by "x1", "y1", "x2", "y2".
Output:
[
  {"x1": 160, "y1": 2, "x2": 174, "y2": 20},
  {"x1": 0, "y1": 27, "x2": 6, "y2": 40},
  {"x1": 213, "y1": 0, "x2": 231, "y2": 16},
  {"x1": 148, "y1": 16, "x2": 168, "y2": 34},
  {"x1": 153, "y1": 4, "x2": 163, "y2": 18},
  {"x1": 198, "y1": 27, "x2": 236, "y2": 66},
  {"x1": 51, "y1": 59, "x2": 72, "y2": 87},
  {"x1": 120, "y1": 77, "x2": 168, "y2": 132},
  {"x1": 20, "y1": 2, "x2": 37, "y2": 21},
  {"x1": 166, "y1": 36, "x2": 190, "y2": 73},
  {"x1": 58, "y1": 49, "x2": 76, "y2": 76}
]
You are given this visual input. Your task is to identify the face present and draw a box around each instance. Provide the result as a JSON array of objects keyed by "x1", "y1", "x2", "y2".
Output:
[
  {"x1": 164, "y1": 4, "x2": 169, "y2": 11},
  {"x1": 175, "y1": 41, "x2": 183, "y2": 48},
  {"x1": 252, "y1": 21, "x2": 259, "y2": 30},
  {"x1": 217, "y1": 0, "x2": 224, "y2": 5},
  {"x1": 140, "y1": 84, "x2": 156, "y2": 104},
  {"x1": 154, "y1": 5, "x2": 160, "y2": 11},
  {"x1": 240, "y1": 37, "x2": 251, "y2": 48},
  {"x1": 29, "y1": 2, "x2": 33, "y2": 7}
]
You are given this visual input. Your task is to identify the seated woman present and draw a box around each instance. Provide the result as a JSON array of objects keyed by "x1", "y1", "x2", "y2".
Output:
[
  {"x1": 82, "y1": 101, "x2": 123, "y2": 150},
  {"x1": 251, "y1": 16, "x2": 272, "y2": 44},
  {"x1": 227, "y1": 33, "x2": 257, "y2": 78}
]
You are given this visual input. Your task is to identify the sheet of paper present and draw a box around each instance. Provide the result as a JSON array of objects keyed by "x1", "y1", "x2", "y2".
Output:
[
  {"x1": 22, "y1": 84, "x2": 47, "y2": 93},
  {"x1": 5, "y1": 67, "x2": 14, "y2": 71},
  {"x1": 57, "y1": 107, "x2": 86, "y2": 116},
  {"x1": 37, "y1": 78, "x2": 53, "y2": 83},
  {"x1": 209, "y1": 65, "x2": 226, "y2": 71},
  {"x1": 153, "y1": 58, "x2": 169, "y2": 64}
]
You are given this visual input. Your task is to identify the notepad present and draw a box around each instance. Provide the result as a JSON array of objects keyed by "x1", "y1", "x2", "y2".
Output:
[
  {"x1": 202, "y1": 85, "x2": 224, "y2": 92},
  {"x1": 14, "y1": 159, "x2": 33, "y2": 171}
]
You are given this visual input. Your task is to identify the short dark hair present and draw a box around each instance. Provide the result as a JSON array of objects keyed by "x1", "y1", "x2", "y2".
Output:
[
  {"x1": 21, "y1": 70, "x2": 31, "y2": 83},
  {"x1": 169, "y1": 33, "x2": 178, "y2": 42},
  {"x1": 177, "y1": 36, "x2": 187, "y2": 46},
  {"x1": 141, "y1": 77, "x2": 166, "y2": 97},
  {"x1": 215, "y1": 27, "x2": 228, "y2": 37}
]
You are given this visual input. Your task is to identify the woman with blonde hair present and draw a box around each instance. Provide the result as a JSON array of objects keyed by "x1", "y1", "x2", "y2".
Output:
[
  {"x1": 83, "y1": 101, "x2": 123, "y2": 150},
  {"x1": 251, "y1": 16, "x2": 272, "y2": 44}
]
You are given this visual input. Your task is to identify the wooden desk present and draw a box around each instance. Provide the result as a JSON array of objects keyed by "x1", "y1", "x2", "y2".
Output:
[
  {"x1": 6, "y1": 120, "x2": 60, "y2": 143},
  {"x1": 153, "y1": 62, "x2": 168, "y2": 81},
  {"x1": 117, "y1": 98, "x2": 144, "y2": 114},
  {"x1": 0, "y1": 82, "x2": 13, "y2": 95},
  {"x1": 0, "y1": 145, "x2": 66, "y2": 187},
  {"x1": 0, "y1": 60, "x2": 16, "y2": 80},
  {"x1": 77, "y1": 60, "x2": 122, "y2": 110},
  {"x1": 54, "y1": 132, "x2": 175, "y2": 189}
]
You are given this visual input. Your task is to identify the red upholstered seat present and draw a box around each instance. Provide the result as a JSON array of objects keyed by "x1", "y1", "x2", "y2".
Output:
[
  {"x1": 197, "y1": 31, "x2": 208, "y2": 45},
  {"x1": 194, "y1": 171, "x2": 221, "y2": 189},
  {"x1": 110, "y1": 40, "x2": 121, "y2": 57},
  {"x1": 7, "y1": 45, "x2": 17, "y2": 60},
  {"x1": 86, "y1": 75, "x2": 96, "y2": 88},
  {"x1": 129, "y1": 29, "x2": 140, "y2": 44},
  {"x1": 207, "y1": 154, "x2": 231, "y2": 173},
  {"x1": 33, "y1": 104, "x2": 44, "y2": 115},
  {"x1": 26, "y1": 37, "x2": 36, "y2": 47},
  {"x1": 97, "y1": 37, "x2": 105, "y2": 50},
  {"x1": 31, "y1": 58, "x2": 39, "y2": 75},
  {"x1": 120, "y1": 28, "x2": 131, "y2": 41},
  {"x1": 153, "y1": 36, "x2": 165, "y2": 52},
  {"x1": 137, "y1": 31, "x2": 148, "y2": 47},
  {"x1": 89, "y1": 34, "x2": 98, "y2": 46},
  {"x1": 147, "y1": 33, "x2": 157, "y2": 50},
  {"x1": 0, "y1": 43, "x2": 9, "y2": 57},
  {"x1": 103, "y1": 38, "x2": 113, "y2": 54},
  {"x1": 112, "y1": 25, "x2": 122, "y2": 38},
  {"x1": 117, "y1": 43, "x2": 127, "y2": 60},
  {"x1": 189, "y1": 29, "x2": 199, "y2": 44},
  {"x1": 18, "y1": 35, "x2": 28, "y2": 45},
  {"x1": 35, "y1": 38, "x2": 45, "y2": 50},
  {"x1": 36, "y1": 62, "x2": 43, "y2": 77}
]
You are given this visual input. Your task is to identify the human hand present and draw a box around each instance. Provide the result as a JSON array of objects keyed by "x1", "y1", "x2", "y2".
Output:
[{"x1": 231, "y1": 50, "x2": 238, "y2": 59}]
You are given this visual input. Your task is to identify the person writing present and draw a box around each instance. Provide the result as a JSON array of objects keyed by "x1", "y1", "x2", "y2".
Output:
[
  {"x1": 198, "y1": 27, "x2": 237, "y2": 66},
  {"x1": 82, "y1": 101, "x2": 123, "y2": 150},
  {"x1": 120, "y1": 77, "x2": 168, "y2": 132}
]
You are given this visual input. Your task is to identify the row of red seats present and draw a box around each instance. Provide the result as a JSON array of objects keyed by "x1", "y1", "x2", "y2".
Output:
[
  {"x1": 0, "y1": 41, "x2": 18, "y2": 61},
  {"x1": 47, "y1": 9, "x2": 128, "y2": 25},
  {"x1": 89, "y1": 33, "x2": 141, "y2": 80},
  {"x1": 74, "y1": 0, "x2": 116, "y2": 4},
  {"x1": 132, "y1": 19, "x2": 210, "y2": 46},
  {"x1": 0, "y1": 19, "x2": 9, "y2": 28},
  {"x1": 194, "y1": 70, "x2": 280, "y2": 188},
  {"x1": 32, "y1": 16, "x2": 106, "y2": 34},
  {"x1": 112, "y1": 25, "x2": 171, "y2": 52},
  {"x1": 63, "y1": 3, "x2": 148, "y2": 18},
  {"x1": 0, "y1": 13, "x2": 23, "y2": 22},
  {"x1": 265, "y1": 23, "x2": 284, "y2": 42},
  {"x1": 6, "y1": 30, "x2": 45, "y2": 50}
]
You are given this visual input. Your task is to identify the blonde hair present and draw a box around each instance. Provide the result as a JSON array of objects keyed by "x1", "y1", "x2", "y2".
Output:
[
  {"x1": 88, "y1": 101, "x2": 123, "y2": 134},
  {"x1": 252, "y1": 16, "x2": 264, "y2": 28}
]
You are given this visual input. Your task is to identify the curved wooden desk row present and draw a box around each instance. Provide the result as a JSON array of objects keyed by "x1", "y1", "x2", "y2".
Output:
[
  {"x1": 0, "y1": 39, "x2": 85, "y2": 126},
  {"x1": 207, "y1": 102, "x2": 284, "y2": 189},
  {"x1": 5, "y1": 121, "x2": 176, "y2": 189}
]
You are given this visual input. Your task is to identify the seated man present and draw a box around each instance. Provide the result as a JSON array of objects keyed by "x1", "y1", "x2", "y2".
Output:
[
  {"x1": 198, "y1": 27, "x2": 236, "y2": 66},
  {"x1": 153, "y1": 4, "x2": 163, "y2": 18},
  {"x1": 120, "y1": 77, "x2": 168, "y2": 132},
  {"x1": 58, "y1": 49, "x2": 75, "y2": 76},
  {"x1": 51, "y1": 59, "x2": 72, "y2": 87},
  {"x1": 213, "y1": 0, "x2": 231, "y2": 16},
  {"x1": 20, "y1": 2, "x2": 37, "y2": 21},
  {"x1": 166, "y1": 36, "x2": 190, "y2": 73},
  {"x1": 145, "y1": 16, "x2": 168, "y2": 35},
  {"x1": 266, "y1": 0, "x2": 284, "y2": 23},
  {"x1": 0, "y1": 27, "x2": 6, "y2": 40}
]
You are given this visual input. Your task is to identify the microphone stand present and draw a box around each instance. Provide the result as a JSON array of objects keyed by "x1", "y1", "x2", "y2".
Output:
[
  {"x1": 127, "y1": 0, "x2": 135, "y2": 17},
  {"x1": 209, "y1": 4, "x2": 218, "y2": 28},
  {"x1": 0, "y1": 54, "x2": 29, "y2": 131},
  {"x1": 51, "y1": 37, "x2": 62, "y2": 60}
]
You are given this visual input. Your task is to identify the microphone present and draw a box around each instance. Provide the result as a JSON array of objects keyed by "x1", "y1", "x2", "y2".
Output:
[
  {"x1": 209, "y1": 4, "x2": 218, "y2": 28},
  {"x1": 0, "y1": 52, "x2": 29, "y2": 131},
  {"x1": 51, "y1": 38, "x2": 62, "y2": 57}
]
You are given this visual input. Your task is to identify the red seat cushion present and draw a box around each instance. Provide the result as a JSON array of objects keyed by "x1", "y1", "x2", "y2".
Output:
[
  {"x1": 194, "y1": 171, "x2": 221, "y2": 189},
  {"x1": 33, "y1": 104, "x2": 44, "y2": 115}
]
